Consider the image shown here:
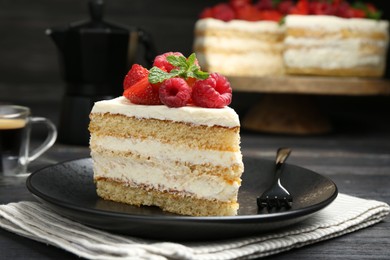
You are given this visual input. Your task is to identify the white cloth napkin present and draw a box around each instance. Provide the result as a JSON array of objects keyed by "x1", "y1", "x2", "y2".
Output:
[{"x1": 0, "y1": 193, "x2": 389, "y2": 260}]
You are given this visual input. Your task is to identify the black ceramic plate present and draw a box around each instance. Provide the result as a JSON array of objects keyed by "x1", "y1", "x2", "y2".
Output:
[{"x1": 26, "y1": 157, "x2": 337, "y2": 241}]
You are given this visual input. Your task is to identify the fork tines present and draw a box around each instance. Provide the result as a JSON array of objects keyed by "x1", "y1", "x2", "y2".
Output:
[
  {"x1": 257, "y1": 194, "x2": 293, "y2": 209},
  {"x1": 257, "y1": 148, "x2": 293, "y2": 211}
]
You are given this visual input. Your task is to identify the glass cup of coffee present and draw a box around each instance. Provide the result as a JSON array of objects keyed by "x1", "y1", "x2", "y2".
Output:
[{"x1": 0, "y1": 105, "x2": 57, "y2": 176}]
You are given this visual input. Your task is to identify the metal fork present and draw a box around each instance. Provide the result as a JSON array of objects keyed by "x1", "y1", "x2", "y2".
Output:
[{"x1": 257, "y1": 148, "x2": 293, "y2": 209}]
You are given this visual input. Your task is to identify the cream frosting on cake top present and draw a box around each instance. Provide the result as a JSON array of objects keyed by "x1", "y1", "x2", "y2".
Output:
[{"x1": 91, "y1": 96, "x2": 240, "y2": 128}]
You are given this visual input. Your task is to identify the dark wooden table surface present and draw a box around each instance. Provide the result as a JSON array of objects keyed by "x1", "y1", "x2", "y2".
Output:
[{"x1": 1, "y1": 85, "x2": 390, "y2": 259}]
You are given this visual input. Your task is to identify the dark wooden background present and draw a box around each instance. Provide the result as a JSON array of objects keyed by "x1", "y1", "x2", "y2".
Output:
[{"x1": 0, "y1": 0, "x2": 390, "y2": 130}]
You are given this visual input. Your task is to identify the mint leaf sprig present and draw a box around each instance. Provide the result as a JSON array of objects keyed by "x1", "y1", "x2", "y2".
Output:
[
  {"x1": 353, "y1": 1, "x2": 382, "y2": 20},
  {"x1": 148, "y1": 53, "x2": 209, "y2": 84}
]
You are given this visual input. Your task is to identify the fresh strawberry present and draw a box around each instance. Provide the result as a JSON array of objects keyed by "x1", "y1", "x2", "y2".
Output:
[
  {"x1": 123, "y1": 77, "x2": 161, "y2": 105},
  {"x1": 260, "y1": 10, "x2": 283, "y2": 22},
  {"x1": 153, "y1": 52, "x2": 184, "y2": 73},
  {"x1": 350, "y1": 8, "x2": 366, "y2": 18},
  {"x1": 199, "y1": 7, "x2": 214, "y2": 19},
  {"x1": 192, "y1": 73, "x2": 232, "y2": 108},
  {"x1": 123, "y1": 64, "x2": 149, "y2": 90},
  {"x1": 159, "y1": 78, "x2": 192, "y2": 107},
  {"x1": 236, "y1": 4, "x2": 262, "y2": 21},
  {"x1": 186, "y1": 77, "x2": 197, "y2": 87},
  {"x1": 289, "y1": 0, "x2": 309, "y2": 15}
]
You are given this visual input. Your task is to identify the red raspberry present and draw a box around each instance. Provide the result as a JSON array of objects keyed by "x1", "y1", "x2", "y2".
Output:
[
  {"x1": 153, "y1": 52, "x2": 184, "y2": 73},
  {"x1": 123, "y1": 64, "x2": 149, "y2": 90},
  {"x1": 159, "y1": 78, "x2": 192, "y2": 107},
  {"x1": 123, "y1": 77, "x2": 161, "y2": 105},
  {"x1": 334, "y1": 2, "x2": 352, "y2": 18},
  {"x1": 277, "y1": 0, "x2": 294, "y2": 15},
  {"x1": 212, "y1": 3, "x2": 236, "y2": 22},
  {"x1": 192, "y1": 73, "x2": 232, "y2": 108},
  {"x1": 229, "y1": 0, "x2": 252, "y2": 10},
  {"x1": 309, "y1": 1, "x2": 335, "y2": 15},
  {"x1": 255, "y1": 0, "x2": 274, "y2": 11}
]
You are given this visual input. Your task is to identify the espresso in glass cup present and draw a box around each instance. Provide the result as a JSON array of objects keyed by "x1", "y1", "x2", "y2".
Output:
[{"x1": 0, "y1": 105, "x2": 57, "y2": 176}]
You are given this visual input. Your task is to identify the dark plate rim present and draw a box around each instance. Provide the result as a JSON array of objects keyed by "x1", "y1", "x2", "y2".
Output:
[{"x1": 26, "y1": 157, "x2": 338, "y2": 223}]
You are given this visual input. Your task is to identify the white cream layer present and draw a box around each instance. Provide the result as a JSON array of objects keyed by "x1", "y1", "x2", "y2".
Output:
[
  {"x1": 194, "y1": 36, "x2": 284, "y2": 52},
  {"x1": 285, "y1": 15, "x2": 389, "y2": 33},
  {"x1": 284, "y1": 48, "x2": 383, "y2": 69},
  {"x1": 92, "y1": 154, "x2": 239, "y2": 202},
  {"x1": 91, "y1": 135, "x2": 243, "y2": 167},
  {"x1": 284, "y1": 37, "x2": 388, "y2": 69},
  {"x1": 285, "y1": 37, "x2": 388, "y2": 48},
  {"x1": 197, "y1": 53, "x2": 284, "y2": 75},
  {"x1": 195, "y1": 18, "x2": 285, "y2": 34},
  {"x1": 91, "y1": 96, "x2": 240, "y2": 128}
]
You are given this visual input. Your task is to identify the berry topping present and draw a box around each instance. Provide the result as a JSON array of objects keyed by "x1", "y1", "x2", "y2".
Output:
[
  {"x1": 199, "y1": 0, "x2": 382, "y2": 22},
  {"x1": 200, "y1": 3, "x2": 236, "y2": 22},
  {"x1": 192, "y1": 73, "x2": 232, "y2": 108},
  {"x1": 123, "y1": 77, "x2": 161, "y2": 105},
  {"x1": 212, "y1": 3, "x2": 236, "y2": 22},
  {"x1": 123, "y1": 64, "x2": 149, "y2": 90},
  {"x1": 277, "y1": 0, "x2": 294, "y2": 15},
  {"x1": 289, "y1": 0, "x2": 309, "y2": 15},
  {"x1": 308, "y1": 1, "x2": 334, "y2": 15},
  {"x1": 236, "y1": 4, "x2": 263, "y2": 21},
  {"x1": 229, "y1": 0, "x2": 252, "y2": 10},
  {"x1": 159, "y1": 78, "x2": 192, "y2": 107},
  {"x1": 260, "y1": 10, "x2": 283, "y2": 22},
  {"x1": 153, "y1": 52, "x2": 184, "y2": 72},
  {"x1": 255, "y1": 0, "x2": 274, "y2": 11},
  {"x1": 123, "y1": 53, "x2": 231, "y2": 109}
]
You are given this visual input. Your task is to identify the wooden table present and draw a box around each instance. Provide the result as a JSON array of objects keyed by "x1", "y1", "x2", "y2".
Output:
[
  {"x1": 229, "y1": 76, "x2": 390, "y2": 135},
  {"x1": 0, "y1": 84, "x2": 389, "y2": 259}
]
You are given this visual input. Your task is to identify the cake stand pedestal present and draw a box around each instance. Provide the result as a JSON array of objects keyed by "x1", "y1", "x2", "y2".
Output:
[{"x1": 228, "y1": 76, "x2": 390, "y2": 135}]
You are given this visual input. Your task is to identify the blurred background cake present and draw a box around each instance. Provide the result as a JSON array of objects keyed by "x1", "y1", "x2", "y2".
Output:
[
  {"x1": 193, "y1": 0, "x2": 287, "y2": 77},
  {"x1": 284, "y1": 3, "x2": 389, "y2": 77},
  {"x1": 194, "y1": 18, "x2": 285, "y2": 77},
  {"x1": 193, "y1": 0, "x2": 389, "y2": 78}
]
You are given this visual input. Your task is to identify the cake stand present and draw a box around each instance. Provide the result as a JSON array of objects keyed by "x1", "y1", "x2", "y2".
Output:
[{"x1": 228, "y1": 76, "x2": 390, "y2": 135}]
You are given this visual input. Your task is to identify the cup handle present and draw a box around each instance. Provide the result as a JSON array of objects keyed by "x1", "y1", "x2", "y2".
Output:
[{"x1": 27, "y1": 117, "x2": 57, "y2": 163}]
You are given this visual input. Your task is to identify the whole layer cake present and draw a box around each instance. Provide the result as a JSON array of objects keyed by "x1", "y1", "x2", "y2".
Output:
[
  {"x1": 284, "y1": 15, "x2": 389, "y2": 77},
  {"x1": 89, "y1": 52, "x2": 244, "y2": 216},
  {"x1": 194, "y1": 0, "x2": 389, "y2": 78},
  {"x1": 194, "y1": 18, "x2": 285, "y2": 76}
]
